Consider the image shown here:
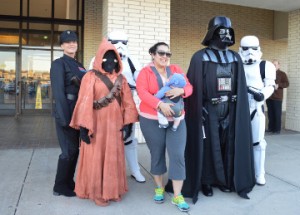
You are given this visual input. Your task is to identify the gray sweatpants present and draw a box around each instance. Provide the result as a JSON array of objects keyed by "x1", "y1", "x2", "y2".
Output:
[{"x1": 139, "y1": 116, "x2": 187, "y2": 180}]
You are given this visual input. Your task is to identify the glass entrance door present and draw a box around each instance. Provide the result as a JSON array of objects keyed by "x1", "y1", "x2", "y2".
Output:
[
  {"x1": 0, "y1": 49, "x2": 57, "y2": 115},
  {"x1": 0, "y1": 50, "x2": 18, "y2": 115},
  {"x1": 21, "y1": 49, "x2": 52, "y2": 112},
  {"x1": 20, "y1": 49, "x2": 63, "y2": 113}
]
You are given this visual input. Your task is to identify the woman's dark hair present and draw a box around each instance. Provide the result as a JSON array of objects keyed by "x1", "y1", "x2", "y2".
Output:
[{"x1": 149, "y1": 42, "x2": 169, "y2": 55}]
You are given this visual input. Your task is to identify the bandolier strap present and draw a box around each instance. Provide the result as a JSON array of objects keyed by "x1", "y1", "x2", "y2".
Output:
[{"x1": 92, "y1": 69, "x2": 123, "y2": 109}]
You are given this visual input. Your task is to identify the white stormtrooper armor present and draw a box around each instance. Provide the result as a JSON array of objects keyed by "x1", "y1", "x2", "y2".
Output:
[
  {"x1": 239, "y1": 35, "x2": 276, "y2": 185},
  {"x1": 108, "y1": 30, "x2": 140, "y2": 88},
  {"x1": 108, "y1": 30, "x2": 145, "y2": 183}
]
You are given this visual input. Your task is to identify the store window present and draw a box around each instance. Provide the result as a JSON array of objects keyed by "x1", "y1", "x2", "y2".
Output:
[
  {"x1": 21, "y1": 50, "x2": 52, "y2": 109},
  {"x1": 55, "y1": 0, "x2": 82, "y2": 20},
  {"x1": 0, "y1": 0, "x2": 83, "y2": 113},
  {"x1": 0, "y1": 21, "x2": 21, "y2": 46},
  {"x1": 0, "y1": 0, "x2": 20, "y2": 16},
  {"x1": 22, "y1": 0, "x2": 52, "y2": 18},
  {"x1": 22, "y1": 23, "x2": 52, "y2": 47}
]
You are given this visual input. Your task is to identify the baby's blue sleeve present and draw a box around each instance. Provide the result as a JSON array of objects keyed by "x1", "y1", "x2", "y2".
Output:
[{"x1": 155, "y1": 86, "x2": 171, "y2": 99}]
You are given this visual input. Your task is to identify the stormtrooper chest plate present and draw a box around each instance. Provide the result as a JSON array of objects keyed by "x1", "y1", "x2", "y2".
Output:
[
  {"x1": 122, "y1": 59, "x2": 136, "y2": 86},
  {"x1": 244, "y1": 63, "x2": 264, "y2": 90}
]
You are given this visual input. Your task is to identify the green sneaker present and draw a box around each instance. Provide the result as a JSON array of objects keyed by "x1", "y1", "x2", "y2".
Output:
[
  {"x1": 172, "y1": 194, "x2": 190, "y2": 212},
  {"x1": 154, "y1": 187, "x2": 164, "y2": 203}
]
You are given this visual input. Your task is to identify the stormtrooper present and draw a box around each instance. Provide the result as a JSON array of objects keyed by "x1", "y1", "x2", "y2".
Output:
[
  {"x1": 91, "y1": 30, "x2": 146, "y2": 183},
  {"x1": 239, "y1": 35, "x2": 276, "y2": 185}
]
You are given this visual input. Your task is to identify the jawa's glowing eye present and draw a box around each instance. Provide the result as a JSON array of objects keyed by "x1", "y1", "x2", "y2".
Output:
[{"x1": 102, "y1": 58, "x2": 117, "y2": 63}]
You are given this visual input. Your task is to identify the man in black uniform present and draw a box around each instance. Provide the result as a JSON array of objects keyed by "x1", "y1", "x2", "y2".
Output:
[
  {"x1": 50, "y1": 30, "x2": 86, "y2": 197},
  {"x1": 182, "y1": 16, "x2": 255, "y2": 203}
]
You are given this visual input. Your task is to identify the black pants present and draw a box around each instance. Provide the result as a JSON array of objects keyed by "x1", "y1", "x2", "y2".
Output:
[
  {"x1": 266, "y1": 99, "x2": 282, "y2": 132},
  {"x1": 54, "y1": 120, "x2": 80, "y2": 191},
  {"x1": 55, "y1": 121, "x2": 80, "y2": 160}
]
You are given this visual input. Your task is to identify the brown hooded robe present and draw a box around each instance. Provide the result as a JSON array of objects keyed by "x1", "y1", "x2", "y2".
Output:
[{"x1": 70, "y1": 38, "x2": 138, "y2": 206}]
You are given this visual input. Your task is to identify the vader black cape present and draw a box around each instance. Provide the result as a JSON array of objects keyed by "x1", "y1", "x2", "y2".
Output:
[{"x1": 166, "y1": 48, "x2": 255, "y2": 203}]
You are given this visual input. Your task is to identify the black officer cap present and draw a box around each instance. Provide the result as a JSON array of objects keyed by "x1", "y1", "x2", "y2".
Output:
[{"x1": 60, "y1": 30, "x2": 78, "y2": 44}]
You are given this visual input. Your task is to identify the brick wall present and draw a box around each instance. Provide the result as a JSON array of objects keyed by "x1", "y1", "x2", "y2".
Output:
[
  {"x1": 170, "y1": 0, "x2": 287, "y2": 72},
  {"x1": 286, "y1": 9, "x2": 300, "y2": 131},
  {"x1": 106, "y1": 0, "x2": 171, "y2": 142},
  {"x1": 105, "y1": 0, "x2": 170, "y2": 65},
  {"x1": 83, "y1": 0, "x2": 103, "y2": 68},
  {"x1": 102, "y1": 0, "x2": 109, "y2": 38}
]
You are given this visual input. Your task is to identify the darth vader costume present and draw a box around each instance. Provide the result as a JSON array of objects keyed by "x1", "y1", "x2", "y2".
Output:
[{"x1": 181, "y1": 16, "x2": 255, "y2": 203}]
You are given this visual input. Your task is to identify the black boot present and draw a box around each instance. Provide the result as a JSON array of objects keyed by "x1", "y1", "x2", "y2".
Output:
[
  {"x1": 53, "y1": 158, "x2": 76, "y2": 197},
  {"x1": 202, "y1": 184, "x2": 213, "y2": 197},
  {"x1": 66, "y1": 152, "x2": 78, "y2": 190},
  {"x1": 218, "y1": 185, "x2": 231, "y2": 193}
]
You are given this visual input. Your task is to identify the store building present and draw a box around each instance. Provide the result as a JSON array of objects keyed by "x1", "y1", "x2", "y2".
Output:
[{"x1": 0, "y1": 0, "x2": 300, "y2": 131}]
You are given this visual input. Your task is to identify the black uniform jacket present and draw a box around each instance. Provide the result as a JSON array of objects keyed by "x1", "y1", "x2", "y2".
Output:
[
  {"x1": 50, "y1": 54, "x2": 86, "y2": 127},
  {"x1": 182, "y1": 48, "x2": 255, "y2": 203}
]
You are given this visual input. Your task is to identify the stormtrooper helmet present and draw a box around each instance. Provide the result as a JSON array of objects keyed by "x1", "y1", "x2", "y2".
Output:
[
  {"x1": 239, "y1": 36, "x2": 262, "y2": 64},
  {"x1": 108, "y1": 30, "x2": 129, "y2": 60}
]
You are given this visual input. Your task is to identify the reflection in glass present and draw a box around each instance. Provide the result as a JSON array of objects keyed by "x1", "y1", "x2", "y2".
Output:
[
  {"x1": 55, "y1": 0, "x2": 81, "y2": 20},
  {"x1": 0, "y1": 0, "x2": 20, "y2": 16},
  {"x1": 53, "y1": 50, "x2": 64, "y2": 61},
  {"x1": 0, "y1": 21, "x2": 22, "y2": 45},
  {"x1": 0, "y1": 21, "x2": 19, "y2": 29},
  {"x1": 0, "y1": 33, "x2": 25, "y2": 45},
  {"x1": 28, "y1": 0, "x2": 51, "y2": 18},
  {"x1": 22, "y1": 32, "x2": 52, "y2": 47},
  {"x1": 22, "y1": 50, "x2": 54, "y2": 109},
  {"x1": 0, "y1": 51, "x2": 16, "y2": 110},
  {"x1": 27, "y1": 23, "x2": 51, "y2": 31}
]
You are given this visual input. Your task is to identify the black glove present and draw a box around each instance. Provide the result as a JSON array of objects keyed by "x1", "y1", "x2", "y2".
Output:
[
  {"x1": 80, "y1": 127, "x2": 90, "y2": 144},
  {"x1": 247, "y1": 87, "x2": 264, "y2": 102},
  {"x1": 122, "y1": 123, "x2": 133, "y2": 141}
]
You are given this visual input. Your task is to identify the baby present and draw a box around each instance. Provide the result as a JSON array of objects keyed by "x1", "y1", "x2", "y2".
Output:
[{"x1": 155, "y1": 73, "x2": 186, "y2": 131}]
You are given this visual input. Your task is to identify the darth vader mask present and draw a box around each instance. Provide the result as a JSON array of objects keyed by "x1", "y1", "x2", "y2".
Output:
[
  {"x1": 210, "y1": 27, "x2": 234, "y2": 50},
  {"x1": 102, "y1": 50, "x2": 118, "y2": 74}
]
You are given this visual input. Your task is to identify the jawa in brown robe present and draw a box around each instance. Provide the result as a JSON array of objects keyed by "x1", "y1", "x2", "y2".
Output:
[{"x1": 70, "y1": 38, "x2": 138, "y2": 206}]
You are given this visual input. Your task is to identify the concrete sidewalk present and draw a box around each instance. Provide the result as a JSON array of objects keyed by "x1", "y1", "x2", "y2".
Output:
[{"x1": 1, "y1": 132, "x2": 300, "y2": 215}]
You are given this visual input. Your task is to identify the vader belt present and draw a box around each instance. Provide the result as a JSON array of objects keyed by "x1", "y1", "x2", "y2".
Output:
[
  {"x1": 205, "y1": 95, "x2": 237, "y2": 105},
  {"x1": 92, "y1": 70, "x2": 123, "y2": 110}
]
